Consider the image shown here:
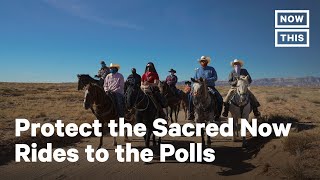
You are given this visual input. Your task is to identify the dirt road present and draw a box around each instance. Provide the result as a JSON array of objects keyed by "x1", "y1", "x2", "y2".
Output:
[{"x1": 0, "y1": 112, "x2": 283, "y2": 180}]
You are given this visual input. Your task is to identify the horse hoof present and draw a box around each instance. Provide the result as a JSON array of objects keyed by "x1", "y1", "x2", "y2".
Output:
[
  {"x1": 206, "y1": 142, "x2": 211, "y2": 147},
  {"x1": 242, "y1": 143, "x2": 248, "y2": 148}
]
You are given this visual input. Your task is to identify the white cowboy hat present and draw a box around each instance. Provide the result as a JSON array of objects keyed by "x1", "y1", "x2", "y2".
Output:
[
  {"x1": 230, "y1": 59, "x2": 244, "y2": 67},
  {"x1": 198, "y1": 56, "x2": 211, "y2": 64},
  {"x1": 109, "y1": 63, "x2": 120, "y2": 69}
]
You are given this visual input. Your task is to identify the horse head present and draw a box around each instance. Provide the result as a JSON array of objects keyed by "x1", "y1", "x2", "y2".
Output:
[
  {"x1": 77, "y1": 74, "x2": 101, "y2": 90},
  {"x1": 191, "y1": 77, "x2": 207, "y2": 98},
  {"x1": 125, "y1": 84, "x2": 141, "y2": 109},
  {"x1": 83, "y1": 83, "x2": 105, "y2": 110},
  {"x1": 236, "y1": 75, "x2": 249, "y2": 103},
  {"x1": 83, "y1": 83, "x2": 95, "y2": 110}
]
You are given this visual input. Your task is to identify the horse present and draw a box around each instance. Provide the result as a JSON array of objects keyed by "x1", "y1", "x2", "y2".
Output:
[
  {"x1": 191, "y1": 78, "x2": 219, "y2": 147},
  {"x1": 83, "y1": 83, "x2": 118, "y2": 149},
  {"x1": 159, "y1": 81, "x2": 180, "y2": 123},
  {"x1": 180, "y1": 91, "x2": 189, "y2": 120},
  {"x1": 228, "y1": 75, "x2": 251, "y2": 147},
  {"x1": 125, "y1": 84, "x2": 161, "y2": 147},
  {"x1": 77, "y1": 74, "x2": 102, "y2": 90}
]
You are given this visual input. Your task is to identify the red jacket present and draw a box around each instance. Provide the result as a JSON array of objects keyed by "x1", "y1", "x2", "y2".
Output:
[{"x1": 142, "y1": 72, "x2": 159, "y2": 83}]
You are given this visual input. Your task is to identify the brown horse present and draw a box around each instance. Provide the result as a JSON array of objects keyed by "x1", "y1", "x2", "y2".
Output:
[
  {"x1": 83, "y1": 83, "x2": 118, "y2": 149},
  {"x1": 159, "y1": 81, "x2": 180, "y2": 123}
]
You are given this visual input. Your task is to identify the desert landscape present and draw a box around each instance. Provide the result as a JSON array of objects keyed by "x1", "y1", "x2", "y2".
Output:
[{"x1": 0, "y1": 82, "x2": 319, "y2": 179}]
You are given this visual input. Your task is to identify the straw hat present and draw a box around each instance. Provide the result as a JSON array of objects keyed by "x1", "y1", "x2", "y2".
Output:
[
  {"x1": 109, "y1": 63, "x2": 120, "y2": 69},
  {"x1": 198, "y1": 56, "x2": 211, "y2": 64},
  {"x1": 230, "y1": 59, "x2": 244, "y2": 67}
]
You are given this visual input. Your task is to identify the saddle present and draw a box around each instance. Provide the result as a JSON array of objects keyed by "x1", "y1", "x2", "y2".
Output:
[
  {"x1": 207, "y1": 87, "x2": 220, "y2": 117},
  {"x1": 230, "y1": 93, "x2": 250, "y2": 107}
]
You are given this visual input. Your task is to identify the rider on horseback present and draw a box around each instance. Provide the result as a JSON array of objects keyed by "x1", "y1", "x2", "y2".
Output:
[
  {"x1": 165, "y1": 69, "x2": 180, "y2": 96},
  {"x1": 103, "y1": 63, "x2": 125, "y2": 118},
  {"x1": 222, "y1": 59, "x2": 261, "y2": 117},
  {"x1": 124, "y1": 68, "x2": 141, "y2": 93},
  {"x1": 188, "y1": 56, "x2": 223, "y2": 121},
  {"x1": 141, "y1": 62, "x2": 167, "y2": 117},
  {"x1": 96, "y1": 60, "x2": 110, "y2": 80}
]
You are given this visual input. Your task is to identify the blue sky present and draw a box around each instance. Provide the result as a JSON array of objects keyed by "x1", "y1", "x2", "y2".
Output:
[{"x1": 0, "y1": 0, "x2": 319, "y2": 82}]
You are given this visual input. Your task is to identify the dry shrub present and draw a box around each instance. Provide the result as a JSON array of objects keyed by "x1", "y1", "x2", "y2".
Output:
[
  {"x1": 266, "y1": 96, "x2": 287, "y2": 103},
  {"x1": 283, "y1": 129, "x2": 320, "y2": 179}
]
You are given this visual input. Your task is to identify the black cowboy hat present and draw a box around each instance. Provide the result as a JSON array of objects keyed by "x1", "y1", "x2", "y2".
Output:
[
  {"x1": 168, "y1": 69, "x2": 176, "y2": 73},
  {"x1": 185, "y1": 81, "x2": 191, "y2": 85}
]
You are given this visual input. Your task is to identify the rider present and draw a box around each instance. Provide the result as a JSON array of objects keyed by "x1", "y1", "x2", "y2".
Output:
[
  {"x1": 124, "y1": 68, "x2": 141, "y2": 92},
  {"x1": 188, "y1": 56, "x2": 223, "y2": 121},
  {"x1": 222, "y1": 59, "x2": 261, "y2": 117},
  {"x1": 96, "y1": 60, "x2": 110, "y2": 80},
  {"x1": 165, "y1": 68, "x2": 180, "y2": 96},
  {"x1": 103, "y1": 63, "x2": 125, "y2": 117},
  {"x1": 141, "y1": 62, "x2": 167, "y2": 117}
]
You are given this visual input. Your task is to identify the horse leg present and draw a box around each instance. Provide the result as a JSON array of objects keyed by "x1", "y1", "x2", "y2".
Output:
[
  {"x1": 145, "y1": 128, "x2": 151, "y2": 148},
  {"x1": 175, "y1": 106, "x2": 178, "y2": 123},
  {"x1": 152, "y1": 133, "x2": 156, "y2": 146},
  {"x1": 124, "y1": 129, "x2": 131, "y2": 142},
  {"x1": 242, "y1": 137, "x2": 247, "y2": 148},
  {"x1": 201, "y1": 128, "x2": 205, "y2": 147},
  {"x1": 98, "y1": 122, "x2": 104, "y2": 149},
  {"x1": 158, "y1": 137, "x2": 161, "y2": 146},
  {"x1": 170, "y1": 107, "x2": 174, "y2": 123},
  {"x1": 232, "y1": 118, "x2": 237, "y2": 142},
  {"x1": 206, "y1": 123, "x2": 211, "y2": 147},
  {"x1": 176, "y1": 104, "x2": 179, "y2": 123},
  {"x1": 185, "y1": 105, "x2": 188, "y2": 120}
]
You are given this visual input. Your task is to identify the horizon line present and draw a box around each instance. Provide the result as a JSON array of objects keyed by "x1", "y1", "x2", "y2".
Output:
[{"x1": 0, "y1": 75, "x2": 319, "y2": 84}]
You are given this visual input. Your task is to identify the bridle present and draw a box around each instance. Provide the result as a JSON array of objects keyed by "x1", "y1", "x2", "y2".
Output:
[{"x1": 127, "y1": 86, "x2": 150, "y2": 112}]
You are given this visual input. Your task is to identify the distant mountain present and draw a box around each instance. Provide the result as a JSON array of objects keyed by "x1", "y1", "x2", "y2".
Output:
[{"x1": 178, "y1": 76, "x2": 320, "y2": 87}]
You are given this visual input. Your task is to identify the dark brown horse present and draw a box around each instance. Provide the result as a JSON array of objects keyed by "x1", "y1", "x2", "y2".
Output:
[
  {"x1": 180, "y1": 91, "x2": 189, "y2": 120},
  {"x1": 83, "y1": 83, "x2": 118, "y2": 149},
  {"x1": 159, "y1": 81, "x2": 180, "y2": 123},
  {"x1": 125, "y1": 84, "x2": 160, "y2": 147}
]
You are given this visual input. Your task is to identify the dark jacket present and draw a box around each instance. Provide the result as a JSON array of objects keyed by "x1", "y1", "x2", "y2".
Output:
[
  {"x1": 165, "y1": 74, "x2": 178, "y2": 87},
  {"x1": 126, "y1": 73, "x2": 141, "y2": 87},
  {"x1": 228, "y1": 69, "x2": 252, "y2": 87}
]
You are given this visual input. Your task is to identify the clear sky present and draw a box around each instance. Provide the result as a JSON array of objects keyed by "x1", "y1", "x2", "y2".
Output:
[{"x1": 0, "y1": 0, "x2": 319, "y2": 82}]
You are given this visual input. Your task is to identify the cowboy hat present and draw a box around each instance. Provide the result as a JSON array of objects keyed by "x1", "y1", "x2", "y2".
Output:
[
  {"x1": 198, "y1": 56, "x2": 211, "y2": 64},
  {"x1": 185, "y1": 81, "x2": 191, "y2": 85},
  {"x1": 109, "y1": 63, "x2": 120, "y2": 69},
  {"x1": 168, "y1": 68, "x2": 176, "y2": 73},
  {"x1": 230, "y1": 59, "x2": 244, "y2": 67}
]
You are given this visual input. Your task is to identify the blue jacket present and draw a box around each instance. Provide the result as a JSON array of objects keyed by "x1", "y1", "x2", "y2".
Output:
[{"x1": 194, "y1": 66, "x2": 218, "y2": 87}]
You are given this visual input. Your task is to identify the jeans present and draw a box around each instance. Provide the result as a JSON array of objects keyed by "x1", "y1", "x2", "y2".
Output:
[{"x1": 115, "y1": 92, "x2": 125, "y2": 117}]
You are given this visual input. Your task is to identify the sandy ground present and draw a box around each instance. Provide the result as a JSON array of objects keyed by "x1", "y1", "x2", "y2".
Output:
[{"x1": 0, "y1": 111, "x2": 288, "y2": 180}]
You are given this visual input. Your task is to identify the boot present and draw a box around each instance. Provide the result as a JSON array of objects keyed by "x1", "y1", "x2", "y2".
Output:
[
  {"x1": 222, "y1": 103, "x2": 229, "y2": 117},
  {"x1": 159, "y1": 108, "x2": 167, "y2": 119},
  {"x1": 252, "y1": 106, "x2": 261, "y2": 117},
  {"x1": 187, "y1": 111, "x2": 195, "y2": 121}
]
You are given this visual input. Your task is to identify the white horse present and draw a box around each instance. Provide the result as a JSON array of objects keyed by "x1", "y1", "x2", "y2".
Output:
[
  {"x1": 191, "y1": 78, "x2": 219, "y2": 146},
  {"x1": 229, "y1": 76, "x2": 251, "y2": 147}
]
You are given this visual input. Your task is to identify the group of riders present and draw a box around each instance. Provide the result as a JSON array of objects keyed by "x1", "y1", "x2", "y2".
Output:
[{"x1": 95, "y1": 55, "x2": 261, "y2": 122}]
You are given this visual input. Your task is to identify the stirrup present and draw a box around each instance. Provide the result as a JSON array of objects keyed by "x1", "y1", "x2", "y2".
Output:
[
  {"x1": 222, "y1": 111, "x2": 229, "y2": 117},
  {"x1": 253, "y1": 111, "x2": 261, "y2": 117}
]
